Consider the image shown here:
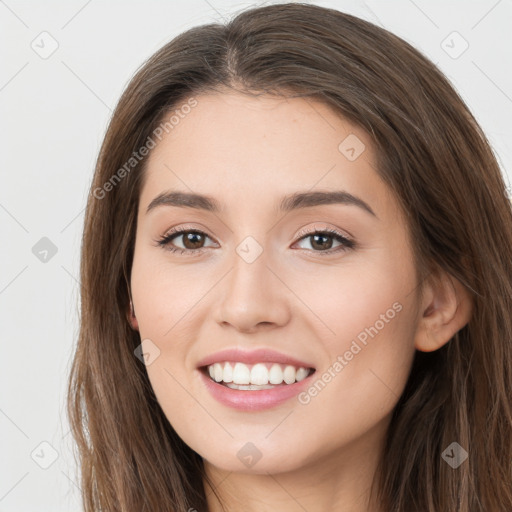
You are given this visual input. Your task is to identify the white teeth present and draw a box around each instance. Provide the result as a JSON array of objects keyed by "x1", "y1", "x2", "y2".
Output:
[
  {"x1": 226, "y1": 383, "x2": 275, "y2": 390},
  {"x1": 295, "y1": 367, "x2": 309, "y2": 381},
  {"x1": 223, "y1": 362, "x2": 233, "y2": 383},
  {"x1": 232, "y1": 362, "x2": 250, "y2": 385},
  {"x1": 206, "y1": 361, "x2": 312, "y2": 386},
  {"x1": 213, "y1": 363, "x2": 223, "y2": 382},
  {"x1": 269, "y1": 363, "x2": 283, "y2": 384},
  {"x1": 250, "y1": 363, "x2": 269, "y2": 385},
  {"x1": 283, "y1": 365, "x2": 296, "y2": 384}
]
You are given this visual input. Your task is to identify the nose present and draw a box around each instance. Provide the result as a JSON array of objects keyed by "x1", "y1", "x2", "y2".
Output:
[{"x1": 213, "y1": 247, "x2": 291, "y2": 333}]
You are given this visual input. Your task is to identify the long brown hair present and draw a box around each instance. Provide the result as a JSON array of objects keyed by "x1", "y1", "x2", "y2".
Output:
[{"x1": 67, "y1": 3, "x2": 512, "y2": 510}]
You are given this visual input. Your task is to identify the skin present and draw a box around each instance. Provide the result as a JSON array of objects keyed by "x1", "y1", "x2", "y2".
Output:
[{"x1": 129, "y1": 91, "x2": 472, "y2": 512}]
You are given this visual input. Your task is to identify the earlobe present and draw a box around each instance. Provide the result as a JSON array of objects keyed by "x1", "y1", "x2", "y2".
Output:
[
  {"x1": 414, "y1": 271, "x2": 473, "y2": 353},
  {"x1": 127, "y1": 300, "x2": 139, "y2": 331}
]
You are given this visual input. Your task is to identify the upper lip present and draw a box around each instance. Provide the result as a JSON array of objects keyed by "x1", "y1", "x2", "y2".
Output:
[{"x1": 196, "y1": 348, "x2": 316, "y2": 369}]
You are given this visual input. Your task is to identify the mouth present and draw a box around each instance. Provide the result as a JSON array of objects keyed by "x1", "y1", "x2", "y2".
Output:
[{"x1": 200, "y1": 361, "x2": 316, "y2": 390}]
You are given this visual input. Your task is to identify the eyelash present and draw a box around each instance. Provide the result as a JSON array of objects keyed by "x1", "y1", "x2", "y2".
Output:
[{"x1": 156, "y1": 226, "x2": 356, "y2": 257}]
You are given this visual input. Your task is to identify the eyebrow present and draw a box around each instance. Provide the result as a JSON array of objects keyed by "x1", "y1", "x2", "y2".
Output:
[{"x1": 146, "y1": 190, "x2": 377, "y2": 218}]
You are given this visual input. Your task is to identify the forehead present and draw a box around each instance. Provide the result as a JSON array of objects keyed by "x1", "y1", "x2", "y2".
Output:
[{"x1": 139, "y1": 91, "x2": 394, "y2": 221}]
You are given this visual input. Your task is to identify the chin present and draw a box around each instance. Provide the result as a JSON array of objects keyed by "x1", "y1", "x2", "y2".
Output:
[{"x1": 199, "y1": 438, "x2": 311, "y2": 475}]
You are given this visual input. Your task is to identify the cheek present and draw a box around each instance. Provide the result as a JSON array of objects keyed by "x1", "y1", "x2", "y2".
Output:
[
  {"x1": 293, "y1": 247, "x2": 417, "y2": 354},
  {"x1": 130, "y1": 245, "x2": 207, "y2": 337},
  {"x1": 296, "y1": 309, "x2": 416, "y2": 460},
  {"x1": 291, "y1": 249, "x2": 418, "y2": 418},
  {"x1": 130, "y1": 252, "x2": 208, "y2": 427},
  {"x1": 130, "y1": 246, "x2": 215, "y2": 387}
]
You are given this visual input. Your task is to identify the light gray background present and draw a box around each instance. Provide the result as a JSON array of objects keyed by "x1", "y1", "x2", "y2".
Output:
[{"x1": 1, "y1": 0, "x2": 510, "y2": 510}]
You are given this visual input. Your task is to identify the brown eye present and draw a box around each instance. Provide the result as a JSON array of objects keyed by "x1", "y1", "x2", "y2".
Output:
[
  {"x1": 309, "y1": 233, "x2": 335, "y2": 250},
  {"x1": 294, "y1": 228, "x2": 355, "y2": 255},
  {"x1": 157, "y1": 228, "x2": 216, "y2": 255},
  {"x1": 180, "y1": 231, "x2": 206, "y2": 249}
]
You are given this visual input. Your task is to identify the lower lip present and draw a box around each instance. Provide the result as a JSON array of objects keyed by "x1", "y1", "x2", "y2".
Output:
[{"x1": 198, "y1": 369, "x2": 315, "y2": 411}]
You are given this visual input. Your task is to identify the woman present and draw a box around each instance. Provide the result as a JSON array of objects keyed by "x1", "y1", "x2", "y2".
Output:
[{"x1": 67, "y1": 3, "x2": 512, "y2": 511}]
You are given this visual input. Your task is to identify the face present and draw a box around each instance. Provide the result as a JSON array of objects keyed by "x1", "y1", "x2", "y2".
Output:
[{"x1": 130, "y1": 91, "x2": 422, "y2": 476}]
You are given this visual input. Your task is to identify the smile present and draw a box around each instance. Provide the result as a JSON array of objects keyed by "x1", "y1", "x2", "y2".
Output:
[
  {"x1": 205, "y1": 361, "x2": 313, "y2": 389},
  {"x1": 198, "y1": 363, "x2": 316, "y2": 411},
  {"x1": 196, "y1": 347, "x2": 317, "y2": 410}
]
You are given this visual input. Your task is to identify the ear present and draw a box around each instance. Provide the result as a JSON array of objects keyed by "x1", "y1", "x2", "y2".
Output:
[
  {"x1": 414, "y1": 270, "x2": 473, "y2": 352},
  {"x1": 126, "y1": 300, "x2": 139, "y2": 331}
]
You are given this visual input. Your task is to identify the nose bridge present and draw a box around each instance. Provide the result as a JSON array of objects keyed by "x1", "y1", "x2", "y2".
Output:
[
  {"x1": 214, "y1": 235, "x2": 290, "y2": 330},
  {"x1": 231, "y1": 238, "x2": 270, "y2": 294}
]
